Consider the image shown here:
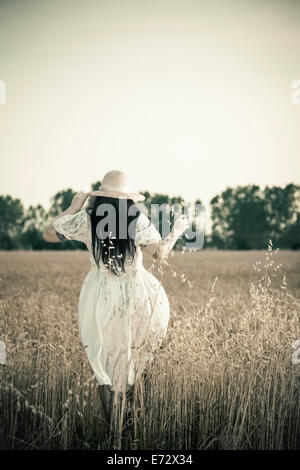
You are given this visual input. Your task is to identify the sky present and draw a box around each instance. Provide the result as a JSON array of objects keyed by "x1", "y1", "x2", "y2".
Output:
[{"x1": 0, "y1": 0, "x2": 299, "y2": 228}]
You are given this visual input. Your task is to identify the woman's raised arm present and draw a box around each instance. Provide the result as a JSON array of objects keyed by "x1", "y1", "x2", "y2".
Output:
[
  {"x1": 142, "y1": 214, "x2": 189, "y2": 262},
  {"x1": 42, "y1": 191, "x2": 90, "y2": 243}
]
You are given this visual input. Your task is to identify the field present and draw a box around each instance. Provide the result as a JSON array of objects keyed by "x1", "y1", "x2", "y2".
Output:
[{"x1": 0, "y1": 248, "x2": 300, "y2": 450}]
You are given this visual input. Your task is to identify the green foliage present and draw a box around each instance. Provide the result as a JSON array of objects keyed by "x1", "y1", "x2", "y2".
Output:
[
  {"x1": 0, "y1": 183, "x2": 299, "y2": 250},
  {"x1": 263, "y1": 184, "x2": 300, "y2": 248},
  {"x1": 209, "y1": 183, "x2": 300, "y2": 250},
  {"x1": 280, "y1": 213, "x2": 300, "y2": 250},
  {"x1": 91, "y1": 181, "x2": 102, "y2": 191},
  {"x1": 48, "y1": 189, "x2": 75, "y2": 217},
  {"x1": 0, "y1": 195, "x2": 24, "y2": 249}
]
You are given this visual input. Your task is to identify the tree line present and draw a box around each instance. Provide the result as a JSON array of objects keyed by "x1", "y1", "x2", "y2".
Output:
[{"x1": 0, "y1": 182, "x2": 299, "y2": 250}]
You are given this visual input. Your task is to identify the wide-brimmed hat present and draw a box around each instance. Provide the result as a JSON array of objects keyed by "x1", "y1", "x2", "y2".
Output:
[{"x1": 88, "y1": 170, "x2": 145, "y2": 202}]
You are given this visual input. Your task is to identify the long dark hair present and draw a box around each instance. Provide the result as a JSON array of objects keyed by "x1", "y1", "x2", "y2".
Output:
[{"x1": 86, "y1": 196, "x2": 140, "y2": 276}]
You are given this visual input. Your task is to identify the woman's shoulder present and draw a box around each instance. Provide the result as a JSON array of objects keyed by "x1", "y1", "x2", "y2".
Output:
[
  {"x1": 52, "y1": 209, "x2": 89, "y2": 244},
  {"x1": 134, "y1": 212, "x2": 161, "y2": 247},
  {"x1": 135, "y1": 212, "x2": 151, "y2": 232}
]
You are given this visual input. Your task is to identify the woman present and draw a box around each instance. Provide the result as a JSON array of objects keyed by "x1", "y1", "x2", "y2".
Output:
[{"x1": 42, "y1": 170, "x2": 188, "y2": 428}]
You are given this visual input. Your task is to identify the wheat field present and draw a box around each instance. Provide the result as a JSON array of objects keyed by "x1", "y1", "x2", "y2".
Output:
[{"x1": 0, "y1": 248, "x2": 299, "y2": 450}]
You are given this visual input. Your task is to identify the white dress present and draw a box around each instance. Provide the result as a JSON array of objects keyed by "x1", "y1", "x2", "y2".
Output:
[{"x1": 53, "y1": 209, "x2": 170, "y2": 393}]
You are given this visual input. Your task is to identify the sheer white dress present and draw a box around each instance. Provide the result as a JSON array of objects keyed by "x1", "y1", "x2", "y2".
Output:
[{"x1": 53, "y1": 210, "x2": 170, "y2": 393}]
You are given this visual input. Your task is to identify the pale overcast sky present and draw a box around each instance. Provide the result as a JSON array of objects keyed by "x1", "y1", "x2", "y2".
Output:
[{"x1": 0, "y1": 0, "x2": 299, "y2": 220}]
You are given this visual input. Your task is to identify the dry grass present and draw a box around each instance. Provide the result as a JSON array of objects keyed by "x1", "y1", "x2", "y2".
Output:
[{"x1": 0, "y1": 247, "x2": 300, "y2": 450}]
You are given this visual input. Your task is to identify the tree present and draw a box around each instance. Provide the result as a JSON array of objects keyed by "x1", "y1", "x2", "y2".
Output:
[
  {"x1": 280, "y1": 213, "x2": 300, "y2": 250},
  {"x1": 21, "y1": 204, "x2": 49, "y2": 250},
  {"x1": 210, "y1": 183, "x2": 300, "y2": 250},
  {"x1": 210, "y1": 185, "x2": 270, "y2": 249},
  {"x1": 264, "y1": 184, "x2": 300, "y2": 248},
  {"x1": 48, "y1": 189, "x2": 75, "y2": 218},
  {"x1": 91, "y1": 181, "x2": 102, "y2": 191},
  {"x1": 0, "y1": 195, "x2": 24, "y2": 249}
]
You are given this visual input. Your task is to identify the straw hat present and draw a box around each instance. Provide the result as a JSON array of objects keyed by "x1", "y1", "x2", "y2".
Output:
[{"x1": 88, "y1": 170, "x2": 145, "y2": 202}]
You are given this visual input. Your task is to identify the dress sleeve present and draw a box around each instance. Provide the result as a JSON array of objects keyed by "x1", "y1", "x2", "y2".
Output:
[
  {"x1": 52, "y1": 209, "x2": 88, "y2": 245},
  {"x1": 134, "y1": 212, "x2": 161, "y2": 247}
]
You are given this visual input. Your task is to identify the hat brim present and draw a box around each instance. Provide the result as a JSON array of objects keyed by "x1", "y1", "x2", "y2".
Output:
[{"x1": 88, "y1": 188, "x2": 145, "y2": 202}]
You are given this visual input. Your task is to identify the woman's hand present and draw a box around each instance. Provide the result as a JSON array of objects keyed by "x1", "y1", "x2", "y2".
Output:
[
  {"x1": 70, "y1": 191, "x2": 90, "y2": 212},
  {"x1": 42, "y1": 191, "x2": 89, "y2": 243},
  {"x1": 172, "y1": 214, "x2": 189, "y2": 238},
  {"x1": 149, "y1": 214, "x2": 189, "y2": 263}
]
